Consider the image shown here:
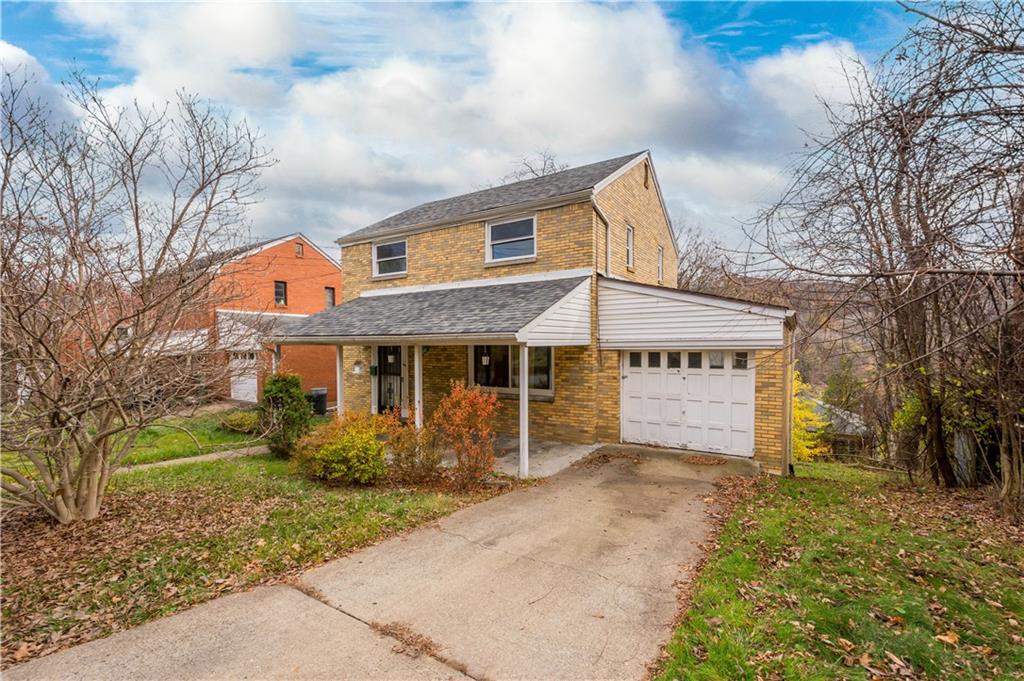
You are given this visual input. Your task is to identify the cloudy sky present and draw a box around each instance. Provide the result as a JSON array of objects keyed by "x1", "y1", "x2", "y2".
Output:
[{"x1": 2, "y1": 2, "x2": 913, "y2": 251}]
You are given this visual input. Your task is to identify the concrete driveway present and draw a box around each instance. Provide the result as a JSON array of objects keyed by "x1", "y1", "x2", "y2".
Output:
[{"x1": 8, "y1": 447, "x2": 755, "y2": 681}]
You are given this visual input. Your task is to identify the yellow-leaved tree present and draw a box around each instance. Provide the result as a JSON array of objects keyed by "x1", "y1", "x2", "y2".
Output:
[{"x1": 792, "y1": 370, "x2": 830, "y2": 462}]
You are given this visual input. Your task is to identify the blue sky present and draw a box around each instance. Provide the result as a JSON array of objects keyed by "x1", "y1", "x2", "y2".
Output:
[{"x1": 1, "y1": 2, "x2": 914, "y2": 248}]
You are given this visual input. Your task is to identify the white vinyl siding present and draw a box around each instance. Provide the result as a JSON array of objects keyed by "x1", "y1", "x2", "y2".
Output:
[
  {"x1": 598, "y1": 279, "x2": 788, "y2": 349},
  {"x1": 516, "y1": 277, "x2": 591, "y2": 346}
]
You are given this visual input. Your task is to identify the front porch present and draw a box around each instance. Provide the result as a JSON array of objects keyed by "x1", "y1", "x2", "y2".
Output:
[{"x1": 269, "y1": 274, "x2": 597, "y2": 477}]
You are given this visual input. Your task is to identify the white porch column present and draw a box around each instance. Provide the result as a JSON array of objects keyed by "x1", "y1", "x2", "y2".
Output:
[
  {"x1": 413, "y1": 344, "x2": 423, "y2": 429},
  {"x1": 271, "y1": 344, "x2": 281, "y2": 373},
  {"x1": 519, "y1": 343, "x2": 529, "y2": 478},
  {"x1": 334, "y1": 345, "x2": 344, "y2": 418}
]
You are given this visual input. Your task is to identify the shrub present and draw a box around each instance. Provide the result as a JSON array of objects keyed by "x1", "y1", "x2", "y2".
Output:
[
  {"x1": 792, "y1": 370, "x2": 830, "y2": 462},
  {"x1": 430, "y1": 382, "x2": 498, "y2": 489},
  {"x1": 379, "y1": 410, "x2": 444, "y2": 483},
  {"x1": 260, "y1": 373, "x2": 312, "y2": 457},
  {"x1": 220, "y1": 409, "x2": 260, "y2": 434},
  {"x1": 292, "y1": 413, "x2": 387, "y2": 485}
]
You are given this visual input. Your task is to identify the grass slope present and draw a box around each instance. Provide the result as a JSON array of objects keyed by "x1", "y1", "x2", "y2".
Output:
[
  {"x1": 122, "y1": 411, "x2": 260, "y2": 465},
  {"x1": 1, "y1": 455, "x2": 472, "y2": 667},
  {"x1": 658, "y1": 462, "x2": 1024, "y2": 680}
]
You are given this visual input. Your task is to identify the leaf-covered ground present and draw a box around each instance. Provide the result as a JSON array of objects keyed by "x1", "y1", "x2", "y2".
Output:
[
  {"x1": 657, "y1": 462, "x2": 1024, "y2": 680},
  {"x1": 1, "y1": 455, "x2": 500, "y2": 668}
]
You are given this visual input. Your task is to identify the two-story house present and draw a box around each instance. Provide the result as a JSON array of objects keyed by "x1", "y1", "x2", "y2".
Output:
[
  {"x1": 272, "y1": 152, "x2": 794, "y2": 475},
  {"x1": 211, "y1": 233, "x2": 341, "y2": 404}
]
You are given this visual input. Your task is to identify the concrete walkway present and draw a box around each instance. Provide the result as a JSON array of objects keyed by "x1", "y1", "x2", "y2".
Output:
[{"x1": 9, "y1": 448, "x2": 757, "y2": 681}]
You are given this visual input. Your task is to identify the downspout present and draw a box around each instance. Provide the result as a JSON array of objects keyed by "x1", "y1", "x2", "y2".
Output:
[
  {"x1": 591, "y1": 195, "x2": 611, "y2": 367},
  {"x1": 591, "y1": 195, "x2": 611, "y2": 277}
]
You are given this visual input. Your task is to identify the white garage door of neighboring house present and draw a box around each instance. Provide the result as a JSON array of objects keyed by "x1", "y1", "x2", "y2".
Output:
[
  {"x1": 229, "y1": 351, "x2": 259, "y2": 403},
  {"x1": 621, "y1": 350, "x2": 755, "y2": 457}
]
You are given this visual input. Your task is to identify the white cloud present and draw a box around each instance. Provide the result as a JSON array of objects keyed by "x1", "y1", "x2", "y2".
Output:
[{"x1": 21, "y1": 3, "x2": 864, "y2": 249}]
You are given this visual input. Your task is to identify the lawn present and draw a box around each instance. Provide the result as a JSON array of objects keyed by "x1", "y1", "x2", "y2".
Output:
[
  {"x1": 657, "y1": 462, "x2": 1024, "y2": 680},
  {"x1": 121, "y1": 410, "x2": 261, "y2": 466},
  {"x1": 1, "y1": 454, "x2": 488, "y2": 667}
]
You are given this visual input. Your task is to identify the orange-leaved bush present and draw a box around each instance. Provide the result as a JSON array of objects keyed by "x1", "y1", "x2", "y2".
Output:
[
  {"x1": 430, "y1": 381, "x2": 498, "y2": 489},
  {"x1": 378, "y1": 409, "x2": 444, "y2": 483}
]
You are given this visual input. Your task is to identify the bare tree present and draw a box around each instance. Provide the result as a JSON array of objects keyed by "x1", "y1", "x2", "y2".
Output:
[
  {"x1": 0, "y1": 72, "x2": 273, "y2": 523},
  {"x1": 754, "y1": 2, "x2": 1023, "y2": 517},
  {"x1": 500, "y1": 149, "x2": 568, "y2": 184}
]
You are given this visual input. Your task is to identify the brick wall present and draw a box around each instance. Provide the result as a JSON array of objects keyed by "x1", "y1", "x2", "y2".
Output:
[
  {"x1": 594, "y1": 159, "x2": 678, "y2": 285},
  {"x1": 753, "y1": 341, "x2": 793, "y2": 475},
  {"x1": 214, "y1": 235, "x2": 342, "y2": 404},
  {"x1": 340, "y1": 202, "x2": 595, "y2": 301}
]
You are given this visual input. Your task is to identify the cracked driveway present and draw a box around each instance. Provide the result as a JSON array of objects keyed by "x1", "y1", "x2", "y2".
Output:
[{"x1": 7, "y1": 447, "x2": 755, "y2": 681}]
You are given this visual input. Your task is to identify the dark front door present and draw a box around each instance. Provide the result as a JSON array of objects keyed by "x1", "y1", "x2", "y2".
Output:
[{"x1": 377, "y1": 346, "x2": 402, "y2": 414}]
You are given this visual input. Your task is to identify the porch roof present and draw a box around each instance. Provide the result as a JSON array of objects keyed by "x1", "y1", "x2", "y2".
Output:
[{"x1": 271, "y1": 275, "x2": 591, "y2": 346}]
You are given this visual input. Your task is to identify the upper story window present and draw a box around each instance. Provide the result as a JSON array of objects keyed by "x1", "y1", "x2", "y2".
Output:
[
  {"x1": 626, "y1": 225, "x2": 635, "y2": 269},
  {"x1": 486, "y1": 216, "x2": 536, "y2": 263},
  {"x1": 324, "y1": 286, "x2": 336, "y2": 308},
  {"x1": 274, "y1": 281, "x2": 287, "y2": 306},
  {"x1": 295, "y1": 242, "x2": 304, "y2": 257},
  {"x1": 373, "y1": 240, "x2": 407, "y2": 277},
  {"x1": 657, "y1": 245, "x2": 664, "y2": 283}
]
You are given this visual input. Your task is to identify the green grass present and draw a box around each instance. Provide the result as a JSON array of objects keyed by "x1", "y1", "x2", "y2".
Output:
[
  {"x1": 2, "y1": 455, "x2": 465, "y2": 665},
  {"x1": 657, "y1": 462, "x2": 1024, "y2": 680},
  {"x1": 121, "y1": 411, "x2": 261, "y2": 465}
]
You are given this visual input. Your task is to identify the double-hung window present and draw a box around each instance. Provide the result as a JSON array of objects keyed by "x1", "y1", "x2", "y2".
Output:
[
  {"x1": 373, "y1": 240, "x2": 407, "y2": 277},
  {"x1": 470, "y1": 345, "x2": 553, "y2": 396},
  {"x1": 486, "y1": 216, "x2": 536, "y2": 263},
  {"x1": 324, "y1": 286, "x2": 336, "y2": 308},
  {"x1": 626, "y1": 225, "x2": 635, "y2": 268},
  {"x1": 274, "y1": 281, "x2": 287, "y2": 306}
]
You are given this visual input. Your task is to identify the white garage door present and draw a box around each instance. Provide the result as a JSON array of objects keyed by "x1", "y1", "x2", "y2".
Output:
[
  {"x1": 229, "y1": 351, "x2": 259, "y2": 403},
  {"x1": 621, "y1": 350, "x2": 755, "y2": 457}
]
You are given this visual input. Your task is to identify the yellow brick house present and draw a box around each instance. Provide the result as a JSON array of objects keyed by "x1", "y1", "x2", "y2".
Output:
[{"x1": 273, "y1": 151, "x2": 795, "y2": 475}]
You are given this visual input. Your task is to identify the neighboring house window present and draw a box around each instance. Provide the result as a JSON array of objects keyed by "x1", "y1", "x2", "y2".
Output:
[
  {"x1": 274, "y1": 281, "x2": 287, "y2": 306},
  {"x1": 116, "y1": 326, "x2": 130, "y2": 341},
  {"x1": 295, "y1": 242, "x2": 304, "y2": 257},
  {"x1": 626, "y1": 225, "x2": 634, "y2": 268},
  {"x1": 373, "y1": 240, "x2": 407, "y2": 276},
  {"x1": 470, "y1": 345, "x2": 553, "y2": 395},
  {"x1": 486, "y1": 216, "x2": 536, "y2": 263},
  {"x1": 324, "y1": 286, "x2": 336, "y2": 308},
  {"x1": 657, "y1": 246, "x2": 664, "y2": 283}
]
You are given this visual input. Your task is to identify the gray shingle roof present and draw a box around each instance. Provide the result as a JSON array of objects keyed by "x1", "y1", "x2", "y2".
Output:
[
  {"x1": 274, "y1": 277, "x2": 588, "y2": 339},
  {"x1": 339, "y1": 151, "x2": 647, "y2": 244}
]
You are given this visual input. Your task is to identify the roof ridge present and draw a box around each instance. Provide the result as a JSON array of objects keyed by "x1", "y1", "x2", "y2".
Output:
[{"x1": 337, "y1": 150, "x2": 648, "y2": 245}]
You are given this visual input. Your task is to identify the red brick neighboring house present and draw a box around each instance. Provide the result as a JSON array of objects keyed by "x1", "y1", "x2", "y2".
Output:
[{"x1": 212, "y1": 233, "x2": 341, "y2": 405}]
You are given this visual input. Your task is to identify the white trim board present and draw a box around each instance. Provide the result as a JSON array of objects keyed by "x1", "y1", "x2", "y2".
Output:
[{"x1": 360, "y1": 268, "x2": 592, "y2": 298}]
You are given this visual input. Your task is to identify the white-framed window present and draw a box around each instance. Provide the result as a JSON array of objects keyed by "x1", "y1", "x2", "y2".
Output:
[
  {"x1": 626, "y1": 225, "x2": 634, "y2": 268},
  {"x1": 486, "y1": 216, "x2": 536, "y2": 263},
  {"x1": 373, "y1": 240, "x2": 407, "y2": 277},
  {"x1": 295, "y1": 242, "x2": 304, "y2": 257},
  {"x1": 324, "y1": 286, "x2": 336, "y2": 308},
  {"x1": 468, "y1": 345, "x2": 553, "y2": 397},
  {"x1": 274, "y1": 280, "x2": 287, "y2": 306},
  {"x1": 657, "y1": 245, "x2": 664, "y2": 283}
]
